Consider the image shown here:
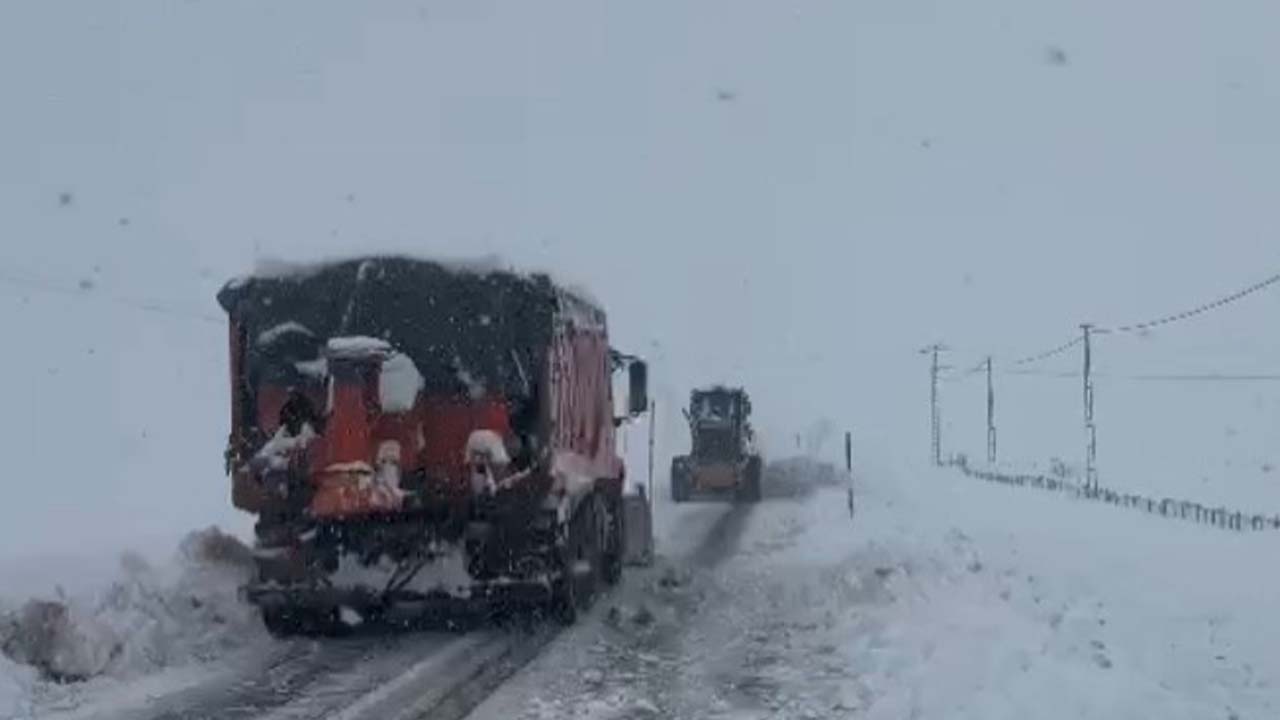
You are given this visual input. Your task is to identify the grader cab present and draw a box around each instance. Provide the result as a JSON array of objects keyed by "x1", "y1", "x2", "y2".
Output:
[{"x1": 670, "y1": 386, "x2": 762, "y2": 503}]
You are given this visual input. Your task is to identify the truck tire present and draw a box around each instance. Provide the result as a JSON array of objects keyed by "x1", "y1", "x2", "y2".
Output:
[
  {"x1": 261, "y1": 605, "x2": 345, "y2": 638},
  {"x1": 551, "y1": 492, "x2": 606, "y2": 625},
  {"x1": 670, "y1": 457, "x2": 690, "y2": 503},
  {"x1": 261, "y1": 607, "x2": 300, "y2": 638},
  {"x1": 737, "y1": 455, "x2": 763, "y2": 503},
  {"x1": 602, "y1": 490, "x2": 623, "y2": 586}
]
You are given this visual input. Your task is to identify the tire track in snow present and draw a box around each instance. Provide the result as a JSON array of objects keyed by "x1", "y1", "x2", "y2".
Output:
[
  {"x1": 81, "y1": 629, "x2": 498, "y2": 720},
  {"x1": 688, "y1": 504, "x2": 756, "y2": 569},
  {"x1": 467, "y1": 460, "x2": 858, "y2": 720},
  {"x1": 63, "y1": 493, "x2": 763, "y2": 720},
  {"x1": 341, "y1": 501, "x2": 759, "y2": 720},
  {"x1": 466, "y1": 489, "x2": 771, "y2": 720}
]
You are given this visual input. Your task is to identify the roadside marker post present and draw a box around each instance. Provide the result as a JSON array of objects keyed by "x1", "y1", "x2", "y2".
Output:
[{"x1": 845, "y1": 430, "x2": 855, "y2": 521}]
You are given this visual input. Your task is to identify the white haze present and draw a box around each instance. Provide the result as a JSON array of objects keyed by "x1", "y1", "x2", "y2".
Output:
[{"x1": 2, "y1": 0, "x2": 1280, "y2": 569}]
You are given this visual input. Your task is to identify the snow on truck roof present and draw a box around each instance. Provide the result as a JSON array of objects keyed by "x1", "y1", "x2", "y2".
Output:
[
  {"x1": 244, "y1": 253, "x2": 506, "y2": 282},
  {"x1": 220, "y1": 254, "x2": 603, "y2": 313},
  {"x1": 217, "y1": 255, "x2": 606, "y2": 403},
  {"x1": 692, "y1": 385, "x2": 748, "y2": 396}
]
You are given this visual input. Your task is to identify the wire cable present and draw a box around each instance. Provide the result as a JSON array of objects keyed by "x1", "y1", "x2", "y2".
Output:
[
  {"x1": 1006, "y1": 369, "x2": 1280, "y2": 382},
  {"x1": 1104, "y1": 272, "x2": 1280, "y2": 335},
  {"x1": 1011, "y1": 336, "x2": 1083, "y2": 366},
  {"x1": 953, "y1": 271, "x2": 1280, "y2": 373}
]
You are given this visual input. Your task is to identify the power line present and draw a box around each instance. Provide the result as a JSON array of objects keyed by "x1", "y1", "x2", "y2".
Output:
[
  {"x1": 953, "y1": 270, "x2": 1280, "y2": 375},
  {"x1": 1105, "y1": 272, "x2": 1280, "y2": 335},
  {"x1": 942, "y1": 340, "x2": 1079, "y2": 383},
  {"x1": 1129, "y1": 373, "x2": 1280, "y2": 382},
  {"x1": 941, "y1": 269, "x2": 1280, "y2": 493},
  {"x1": 1006, "y1": 369, "x2": 1280, "y2": 382},
  {"x1": 1013, "y1": 336, "x2": 1084, "y2": 366},
  {"x1": 1008, "y1": 336, "x2": 1083, "y2": 367}
]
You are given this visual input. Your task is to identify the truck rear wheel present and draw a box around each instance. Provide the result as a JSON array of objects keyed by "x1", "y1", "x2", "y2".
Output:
[
  {"x1": 261, "y1": 607, "x2": 299, "y2": 637},
  {"x1": 551, "y1": 491, "x2": 606, "y2": 625},
  {"x1": 602, "y1": 491, "x2": 623, "y2": 586},
  {"x1": 737, "y1": 456, "x2": 763, "y2": 503},
  {"x1": 261, "y1": 605, "x2": 345, "y2": 638}
]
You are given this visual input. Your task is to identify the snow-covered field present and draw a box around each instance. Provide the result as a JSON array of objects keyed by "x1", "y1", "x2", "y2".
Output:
[
  {"x1": 943, "y1": 341, "x2": 1280, "y2": 513},
  {"x1": 933, "y1": 281, "x2": 1280, "y2": 518},
  {"x1": 473, "y1": 456, "x2": 1280, "y2": 720}
]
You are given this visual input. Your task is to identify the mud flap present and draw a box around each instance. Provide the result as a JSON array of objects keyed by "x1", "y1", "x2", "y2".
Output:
[{"x1": 621, "y1": 486, "x2": 654, "y2": 566}]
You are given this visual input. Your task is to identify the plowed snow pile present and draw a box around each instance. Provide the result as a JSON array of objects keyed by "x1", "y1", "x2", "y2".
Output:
[
  {"x1": 472, "y1": 456, "x2": 1280, "y2": 720},
  {"x1": 0, "y1": 528, "x2": 268, "y2": 718}
]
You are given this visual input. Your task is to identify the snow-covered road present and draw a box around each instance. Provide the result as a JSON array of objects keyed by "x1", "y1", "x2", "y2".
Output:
[
  {"x1": 29, "y1": 622, "x2": 556, "y2": 720},
  {"x1": 9, "y1": 456, "x2": 1279, "y2": 719},
  {"x1": 471, "y1": 457, "x2": 1280, "y2": 720},
  {"x1": 5, "y1": 477, "x2": 772, "y2": 720}
]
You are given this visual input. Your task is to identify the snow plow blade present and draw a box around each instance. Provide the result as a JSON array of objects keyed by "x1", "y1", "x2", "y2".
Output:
[{"x1": 621, "y1": 486, "x2": 654, "y2": 566}]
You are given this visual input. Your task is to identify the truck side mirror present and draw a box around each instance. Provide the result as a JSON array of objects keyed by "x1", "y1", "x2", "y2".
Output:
[{"x1": 628, "y1": 360, "x2": 648, "y2": 416}]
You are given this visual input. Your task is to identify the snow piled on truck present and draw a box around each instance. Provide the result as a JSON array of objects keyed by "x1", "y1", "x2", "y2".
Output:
[
  {"x1": 253, "y1": 423, "x2": 317, "y2": 471},
  {"x1": 379, "y1": 352, "x2": 424, "y2": 412},
  {"x1": 326, "y1": 335, "x2": 391, "y2": 358},
  {"x1": 245, "y1": 253, "x2": 511, "y2": 283},
  {"x1": 255, "y1": 321, "x2": 314, "y2": 347},
  {"x1": 0, "y1": 528, "x2": 269, "y2": 716}
]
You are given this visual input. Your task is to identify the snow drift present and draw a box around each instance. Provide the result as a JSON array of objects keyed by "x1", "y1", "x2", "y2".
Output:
[{"x1": 0, "y1": 527, "x2": 266, "y2": 710}]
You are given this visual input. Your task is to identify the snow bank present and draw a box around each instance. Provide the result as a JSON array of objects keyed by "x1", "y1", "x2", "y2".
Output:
[
  {"x1": 827, "y1": 459, "x2": 1280, "y2": 719},
  {"x1": 0, "y1": 528, "x2": 267, "y2": 712},
  {"x1": 0, "y1": 654, "x2": 36, "y2": 720}
]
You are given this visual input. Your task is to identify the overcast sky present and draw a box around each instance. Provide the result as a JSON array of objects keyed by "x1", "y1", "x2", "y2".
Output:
[{"x1": 3, "y1": 0, "x2": 1279, "y2": 563}]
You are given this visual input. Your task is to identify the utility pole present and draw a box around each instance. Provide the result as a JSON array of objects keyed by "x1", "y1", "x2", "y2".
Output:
[
  {"x1": 920, "y1": 344, "x2": 948, "y2": 466},
  {"x1": 985, "y1": 356, "x2": 997, "y2": 465},
  {"x1": 1081, "y1": 324, "x2": 1098, "y2": 495}
]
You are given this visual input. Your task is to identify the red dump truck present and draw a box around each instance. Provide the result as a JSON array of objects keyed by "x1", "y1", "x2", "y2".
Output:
[{"x1": 217, "y1": 256, "x2": 650, "y2": 634}]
